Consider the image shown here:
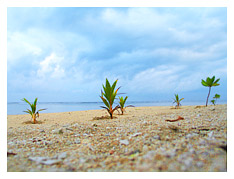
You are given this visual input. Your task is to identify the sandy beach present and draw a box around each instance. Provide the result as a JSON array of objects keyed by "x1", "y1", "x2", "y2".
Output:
[{"x1": 7, "y1": 104, "x2": 227, "y2": 172}]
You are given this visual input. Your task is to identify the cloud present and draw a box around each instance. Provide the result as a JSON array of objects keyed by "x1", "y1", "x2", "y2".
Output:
[
  {"x1": 7, "y1": 7, "x2": 227, "y2": 102},
  {"x1": 37, "y1": 53, "x2": 65, "y2": 79},
  {"x1": 127, "y1": 65, "x2": 184, "y2": 93}
]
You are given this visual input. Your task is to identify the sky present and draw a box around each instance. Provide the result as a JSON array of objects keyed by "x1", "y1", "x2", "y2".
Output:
[{"x1": 7, "y1": 7, "x2": 227, "y2": 102}]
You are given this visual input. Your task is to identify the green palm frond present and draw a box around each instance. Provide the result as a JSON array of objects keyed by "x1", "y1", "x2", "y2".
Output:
[
  {"x1": 22, "y1": 98, "x2": 46, "y2": 123},
  {"x1": 100, "y1": 79, "x2": 120, "y2": 119},
  {"x1": 214, "y1": 94, "x2": 220, "y2": 99},
  {"x1": 201, "y1": 76, "x2": 220, "y2": 106},
  {"x1": 23, "y1": 109, "x2": 33, "y2": 115},
  {"x1": 173, "y1": 94, "x2": 184, "y2": 108},
  {"x1": 21, "y1": 98, "x2": 31, "y2": 106}
]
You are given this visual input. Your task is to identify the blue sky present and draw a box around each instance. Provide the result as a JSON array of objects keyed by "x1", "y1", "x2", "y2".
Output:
[{"x1": 7, "y1": 7, "x2": 227, "y2": 102}]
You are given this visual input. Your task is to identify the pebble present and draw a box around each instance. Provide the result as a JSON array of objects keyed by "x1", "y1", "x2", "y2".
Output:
[
  {"x1": 57, "y1": 152, "x2": 67, "y2": 160},
  {"x1": 185, "y1": 133, "x2": 198, "y2": 139},
  {"x1": 143, "y1": 145, "x2": 148, "y2": 152},
  {"x1": 130, "y1": 132, "x2": 142, "y2": 137},
  {"x1": 119, "y1": 139, "x2": 129, "y2": 146},
  {"x1": 52, "y1": 129, "x2": 63, "y2": 134},
  {"x1": 208, "y1": 131, "x2": 214, "y2": 138},
  {"x1": 183, "y1": 157, "x2": 193, "y2": 167},
  {"x1": 196, "y1": 161, "x2": 204, "y2": 168},
  {"x1": 143, "y1": 151, "x2": 156, "y2": 160},
  {"x1": 153, "y1": 135, "x2": 161, "y2": 140},
  {"x1": 41, "y1": 159, "x2": 62, "y2": 165}
]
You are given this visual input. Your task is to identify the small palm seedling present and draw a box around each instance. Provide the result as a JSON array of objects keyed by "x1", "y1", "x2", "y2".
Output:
[
  {"x1": 118, "y1": 96, "x2": 134, "y2": 115},
  {"x1": 22, "y1": 98, "x2": 47, "y2": 124},
  {"x1": 210, "y1": 99, "x2": 216, "y2": 106},
  {"x1": 100, "y1": 78, "x2": 120, "y2": 119},
  {"x1": 211, "y1": 94, "x2": 221, "y2": 105},
  {"x1": 173, "y1": 94, "x2": 184, "y2": 109},
  {"x1": 201, "y1": 76, "x2": 220, "y2": 106}
]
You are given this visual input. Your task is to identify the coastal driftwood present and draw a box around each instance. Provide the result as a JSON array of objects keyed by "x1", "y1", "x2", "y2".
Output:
[{"x1": 165, "y1": 116, "x2": 184, "y2": 122}]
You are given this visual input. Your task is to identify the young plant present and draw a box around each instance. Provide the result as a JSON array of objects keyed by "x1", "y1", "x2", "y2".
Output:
[
  {"x1": 118, "y1": 96, "x2": 134, "y2": 115},
  {"x1": 210, "y1": 99, "x2": 216, "y2": 106},
  {"x1": 100, "y1": 78, "x2": 120, "y2": 119},
  {"x1": 173, "y1": 94, "x2": 184, "y2": 109},
  {"x1": 22, "y1": 98, "x2": 47, "y2": 124},
  {"x1": 201, "y1": 76, "x2": 220, "y2": 106},
  {"x1": 211, "y1": 94, "x2": 221, "y2": 105}
]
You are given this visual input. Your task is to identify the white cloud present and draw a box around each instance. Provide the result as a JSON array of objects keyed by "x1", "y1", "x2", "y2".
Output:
[
  {"x1": 128, "y1": 65, "x2": 184, "y2": 93},
  {"x1": 101, "y1": 8, "x2": 174, "y2": 36},
  {"x1": 7, "y1": 32, "x2": 42, "y2": 62},
  {"x1": 37, "y1": 53, "x2": 65, "y2": 79}
]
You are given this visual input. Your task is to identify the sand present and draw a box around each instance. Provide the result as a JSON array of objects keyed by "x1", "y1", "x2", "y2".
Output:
[{"x1": 7, "y1": 104, "x2": 227, "y2": 172}]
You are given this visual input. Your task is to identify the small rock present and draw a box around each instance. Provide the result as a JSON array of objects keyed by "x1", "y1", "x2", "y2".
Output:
[
  {"x1": 184, "y1": 157, "x2": 193, "y2": 167},
  {"x1": 153, "y1": 135, "x2": 161, "y2": 140},
  {"x1": 131, "y1": 132, "x2": 142, "y2": 137},
  {"x1": 196, "y1": 161, "x2": 204, "y2": 168},
  {"x1": 143, "y1": 151, "x2": 156, "y2": 160},
  {"x1": 128, "y1": 149, "x2": 141, "y2": 156},
  {"x1": 41, "y1": 159, "x2": 62, "y2": 165},
  {"x1": 185, "y1": 133, "x2": 198, "y2": 139},
  {"x1": 143, "y1": 145, "x2": 148, "y2": 152},
  {"x1": 57, "y1": 152, "x2": 67, "y2": 160},
  {"x1": 72, "y1": 123, "x2": 79, "y2": 127},
  {"x1": 74, "y1": 139, "x2": 81, "y2": 144},
  {"x1": 66, "y1": 141, "x2": 73, "y2": 145},
  {"x1": 208, "y1": 131, "x2": 214, "y2": 138},
  {"x1": 52, "y1": 129, "x2": 63, "y2": 134},
  {"x1": 88, "y1": 144, "x2": 95, "y2": 151},
  {"x1": 119, "y1": 139, "x2": 129, "y2": 146},
  {"x1": 188, "y1": 148, "x2": 196, "y2": 154},
  {"x1": 28, "y1": 156, "x2": 49, "y2": 164}
]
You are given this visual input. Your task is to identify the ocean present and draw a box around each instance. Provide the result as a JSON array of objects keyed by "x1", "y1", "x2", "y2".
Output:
[{"x1": 7, "y1": 100, "x2": 227, "y2": 115}]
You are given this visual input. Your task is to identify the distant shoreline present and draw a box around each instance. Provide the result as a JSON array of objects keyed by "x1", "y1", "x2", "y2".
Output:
[
  {"x1": 7, "y1": 104, "x2": 226, "y2": 116},
  {"x1": 7, "y1": 100, "x2": 227, "y2": 115}
]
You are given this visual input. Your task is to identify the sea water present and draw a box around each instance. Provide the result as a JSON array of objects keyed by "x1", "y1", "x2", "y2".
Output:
[{"x1": 7, "y1": 100, "x2": 227, "y2": 115}]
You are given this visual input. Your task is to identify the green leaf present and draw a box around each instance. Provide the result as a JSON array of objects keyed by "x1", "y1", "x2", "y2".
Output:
[
  {"x1": 212, "y1": 83, "x2": 220, "y2": 86},
  {"x1": 123, "y1": 96, "x2": 128, "y2": 104},
  {"x1": 214, "y1": 78, "x2": 220, "y2": 84},
  {"x1": 34, "y1": 98, "x2": 38, "y2": 108},
  {"x1": 111, "y1": 79, "x2": 118, "y2": 94},
  {"x1": 211, "y1": 76, "x2": 215, "y2": 83},
  {"x1": 21, "y1": 98, "x2": 32, "y2": 106},
  {"x1": 37, "y1": 108, "x2": 47, "y2": 112},
  {"x1": 100, "y1": 106, "x2": 110, "y2": 112},
  {"x1": 201, "y1": 80, "x2": 209, "y2": 87},
  {"x1": 179, "y1": 98, "x2": 184, "y2": 102},
  {"x1": 23, "y1": 109, "x2": 33, "y2": 115},
  {"x1": 100, "y1": 96, "x2": 110, "y2": 108}
]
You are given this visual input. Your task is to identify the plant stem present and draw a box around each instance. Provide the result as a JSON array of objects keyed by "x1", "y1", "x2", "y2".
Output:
[
  {"x1": 32, "y1": 114, "x2": 36, "y2": 124},
  {"x1": 206, "y1": 87, "x2": 211, "y2": 107},
  {"x1": 110, "y1": 112, "x2": 113, "y2": 119}
]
